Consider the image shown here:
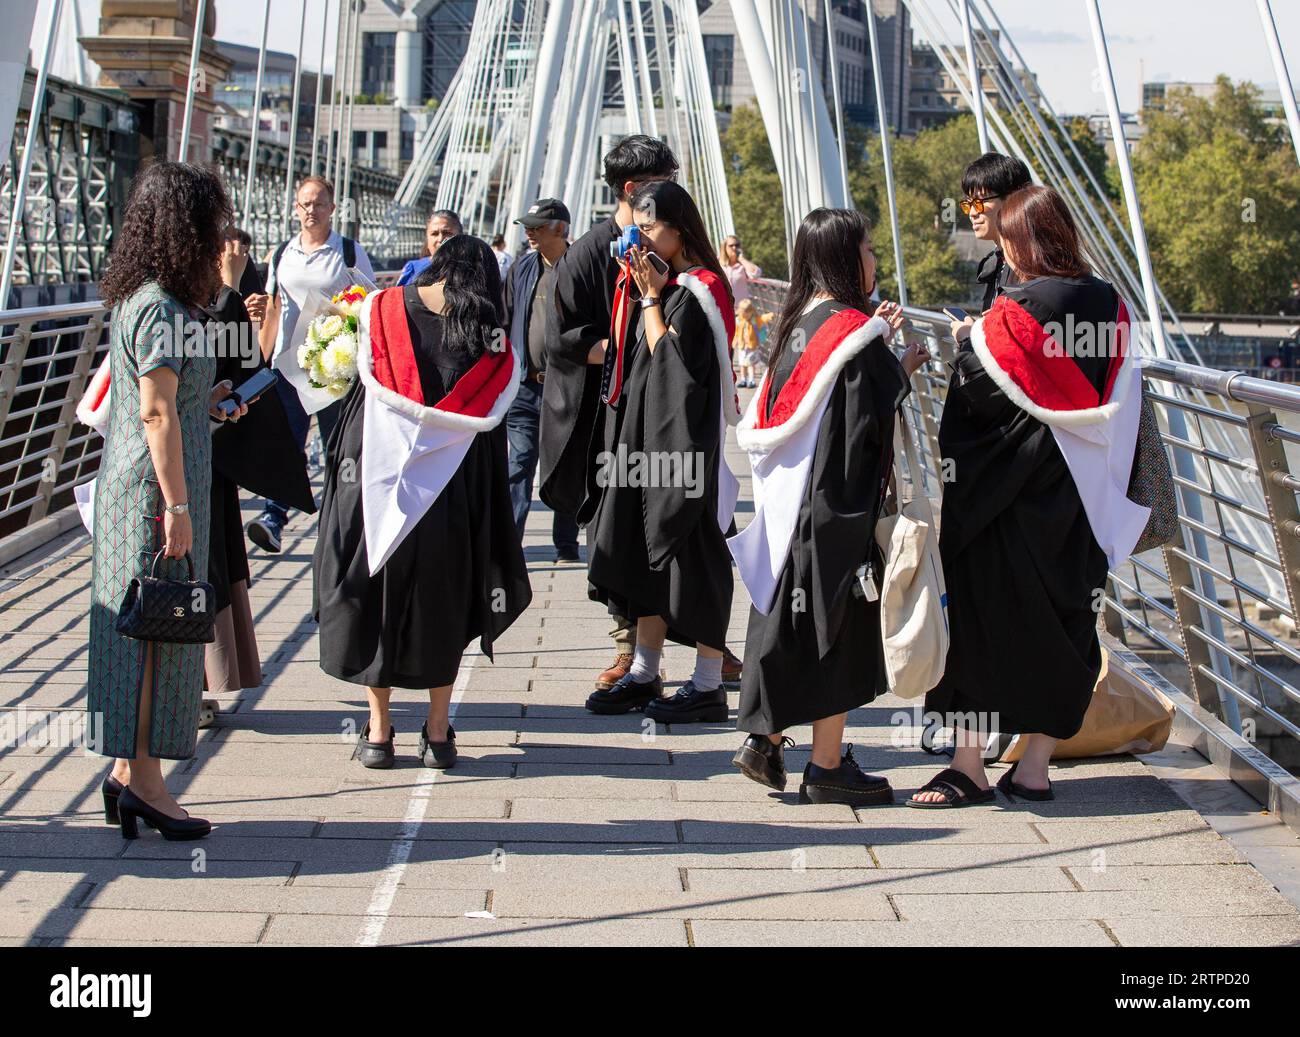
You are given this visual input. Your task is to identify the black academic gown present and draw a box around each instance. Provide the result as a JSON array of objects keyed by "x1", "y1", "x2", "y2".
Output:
[
  {"x1": 927, "y1": 275, "x2": 1117, "y2": 739},
  {"x1": 975, "y1": 246, "x2": 1016, "y2": 313},
  {"x1": 313, "y1": 287, "x2": 531, "y2": 689},
  {"x1": 737, "y1": 302, "x2": 911, "y2": 735},
  {"x1": 542, "y1": 216, "x2": 619, "y2": 516},
  {"x1": 586, "y1": 277, "x2": 732, "y2": 649},
  {"x1": 203, "y1": 286, "x2": 314, "y2": 612}
]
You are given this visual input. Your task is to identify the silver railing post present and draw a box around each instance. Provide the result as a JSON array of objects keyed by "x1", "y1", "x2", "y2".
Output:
[
  {"x1": 1243, "y1": 404, "x2": 1300, "y2": 616},
  {"x1": 0, "y1": 321, "x2": 33, "y2": 430},
  {"x1": 29, "y1": 314, "x2": 103, "y2": 521}
]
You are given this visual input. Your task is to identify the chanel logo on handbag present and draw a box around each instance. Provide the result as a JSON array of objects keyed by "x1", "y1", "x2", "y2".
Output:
[{"x1": 115, "y1": 550, "x2": 216, "y2": 645}]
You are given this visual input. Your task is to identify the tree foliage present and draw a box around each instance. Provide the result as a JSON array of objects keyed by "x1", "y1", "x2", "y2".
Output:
[
  {"x1": 719, "y1": 103, "x2": 790, "y2": 280},
  {"x1": 1134, "y1": 77, "x2": 1300, "y2": 313},
  {"x1": 722, "y1": 103, "x2": 974, "y2": 304},
  {"x1": 720, "y1": 83, "x2": 1300, "y2": 314}
]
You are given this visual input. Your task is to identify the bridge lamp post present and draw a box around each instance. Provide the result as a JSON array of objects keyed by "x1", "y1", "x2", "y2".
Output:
[
  {"x1": 1, "y1": 0, "x2": 63, "y2": 310},
  {"x1": 177, "y1": 0, "x2": 207, "y2": 162}
]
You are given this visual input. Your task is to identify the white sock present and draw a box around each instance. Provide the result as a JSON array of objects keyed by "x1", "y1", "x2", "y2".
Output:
[
  {"x1": 692, "y1": 654, "x2": 724, "y2": 691},
  {"x1": 629, "y1": 643, "x2": 661, "y2": 683}
]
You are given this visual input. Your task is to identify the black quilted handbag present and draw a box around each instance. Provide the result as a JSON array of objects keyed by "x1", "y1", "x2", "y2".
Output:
[
  {"x1": 115, "y1": 550, "x2": 216, "y2": 644},
  {"x1": 1127, "y1": 388, "x2": 1179, "y2": 554}
]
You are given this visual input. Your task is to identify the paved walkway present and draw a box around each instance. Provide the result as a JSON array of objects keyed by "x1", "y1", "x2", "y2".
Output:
[{"x1": 2, "y1": 414, "x2": 1299, "y2": 947}]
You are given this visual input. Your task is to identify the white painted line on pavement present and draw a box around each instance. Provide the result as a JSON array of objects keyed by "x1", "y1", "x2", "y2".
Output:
[{"x1": 356, "y1": 649, "x2": 479, "y2": 947}]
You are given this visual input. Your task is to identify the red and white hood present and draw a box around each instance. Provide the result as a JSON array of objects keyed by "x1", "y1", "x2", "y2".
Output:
[
  {"x1": 730, "y1": 308, "x2": 892, "y2": 612},
  {"x1": 76, "y1": 355, "x2": 112, "y2": 436},
  {"x1": 969, "y1": 293, "x2": 1149, "y2": 565},
  {"x1": 357, "y1": 287, "x2": 520, "y2": 574}
]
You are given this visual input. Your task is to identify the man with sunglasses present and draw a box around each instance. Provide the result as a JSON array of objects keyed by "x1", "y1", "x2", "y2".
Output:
[{"x1": 959, "y1": 153, "x2": 1033, "y2": 320}]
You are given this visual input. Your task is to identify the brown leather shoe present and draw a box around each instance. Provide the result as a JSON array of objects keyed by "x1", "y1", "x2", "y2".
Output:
[
  {"x1": 595, "y1": 652, "x2": 634, "y2": 690},
  {"x1": 722, "y1": 647, "x2": 743, "y2": 683}
]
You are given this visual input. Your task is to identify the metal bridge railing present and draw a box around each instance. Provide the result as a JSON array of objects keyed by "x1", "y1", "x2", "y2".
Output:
[
  {"x1": 749, "y1": 277, "x2": 1300, "y2": 763},
  {"x1": 0, "y1": 299, "x2": 110, "y2": 538},
  {"x1": 0, "y1": 274, "x2": 405, "y2": 540}
]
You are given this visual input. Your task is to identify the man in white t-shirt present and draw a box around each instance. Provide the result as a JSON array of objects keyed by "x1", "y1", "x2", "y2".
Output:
[{"x1": 243, "y1": 175, "x2": 375, "y2": 553}]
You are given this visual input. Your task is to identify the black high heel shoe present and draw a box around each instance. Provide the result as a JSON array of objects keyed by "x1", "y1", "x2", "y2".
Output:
[
  {"x1": 116, "y1": 787, "x2": 211, "y2": 841},
  {"x1": 102, "y1": 775, "x2": 124, "y2": 825},
  {"x1": 997, "y1": 760, "x2": 1055, "y2": 801}
]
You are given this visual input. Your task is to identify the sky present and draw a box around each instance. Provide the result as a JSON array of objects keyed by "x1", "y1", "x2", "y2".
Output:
[{"x1": 32, "y1": 0, "x2": 1300, "y2": 117}]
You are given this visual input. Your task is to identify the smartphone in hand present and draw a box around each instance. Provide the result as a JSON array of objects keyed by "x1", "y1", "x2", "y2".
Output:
[
  {"x1": 216, "y1": 367, "x2": 279, "y2": 418},
  {"x1": 943, "y1": 306, "x2": 970, "y2": 322}
]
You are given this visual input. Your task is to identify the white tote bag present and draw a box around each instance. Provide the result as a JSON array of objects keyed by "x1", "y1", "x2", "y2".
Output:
[{"x1": 873, "y1": 413, "x2": 949, "y2": 699}]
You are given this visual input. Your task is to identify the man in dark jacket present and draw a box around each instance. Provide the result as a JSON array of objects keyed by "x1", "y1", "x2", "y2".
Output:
[
  {"x1": 960, "y1": 153, "x2": 1032, "y2": 313},
  {"x1": 505, "y1": 198, "x2": 579, "y2": 560},
  {"x1": 545, "y1": 135, "x2": 742, "y2": 692}
]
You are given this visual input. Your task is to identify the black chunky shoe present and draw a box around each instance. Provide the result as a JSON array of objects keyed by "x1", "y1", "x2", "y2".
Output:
[
  {"x1": 116, "y1": 787, "x2": 211, "y2": 841},
  {"x1": 102, "y1": 774, "x2": 124, "y2": 826},
  {"x1": 733, "y1": 734, "x2": 796, "y2": 791},
  {"x1": 799, "y1": 745, "x2": 893, "y2": 807},
  {"x1": 352, "y1": 723, "x2": 395, "y2": 769},
  {"x1": 418, "y1": 723, "x2": 457, "y2": 769},
  {"x1": 643, "y1": 680, "x2": 729, "y2": 724},
  {"x1": 585, "y1": 672, "x2": 662, "y2": 715}
]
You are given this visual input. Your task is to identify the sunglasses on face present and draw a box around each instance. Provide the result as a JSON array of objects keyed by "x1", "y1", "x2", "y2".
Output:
[{"x1": 960, "y1": 195, "x2": 1002, "y2": 216}]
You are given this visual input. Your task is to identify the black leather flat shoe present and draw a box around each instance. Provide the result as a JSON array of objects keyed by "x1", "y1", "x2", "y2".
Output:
[
  {"x1": 585, "y1": 673, "x2": 662, "y2": 715},
  {"x1": 353, "y1": 723, "x2": 395, "y2": 769},
  {"x1": 419, "y1": 723, "x2": 457, "y2": 769},
  {"x1": 997, "y1": 760, "x2": 1054, "y2": 801},
  {"x1": 102, "y1": 775, "x2": 124, "y2": 826},
  {"x1": 642, "y1": 681, "x2": 728, "y2": 724},
  {"x1": 117, "y1": 787, "x2": 211, "y2": 841},
  {"x1": 733, "y1": 735, "x2": 796, "y2": 791},
  {"x1": 799, "y1": 746, "x2": 893, "y2": 806}
]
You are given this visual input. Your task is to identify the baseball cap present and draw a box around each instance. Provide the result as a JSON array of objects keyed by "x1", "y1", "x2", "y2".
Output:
[{"x1": 515, "y1": 198, "x2": 571, "y2": 228}]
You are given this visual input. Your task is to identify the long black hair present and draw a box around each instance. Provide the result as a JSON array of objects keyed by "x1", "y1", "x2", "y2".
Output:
[
  {"x1": 100, "y1": 161, "x2": 233, "y2": 308},
  {"x1": 628, "y1": 180, "x2": 731, "y2": 305},
  {"x1": 767, "y1": 208, "x2": 874, "y2": 374},
  {"x1": 414, "y1": 234, "x2": 504, "y2": 358}
]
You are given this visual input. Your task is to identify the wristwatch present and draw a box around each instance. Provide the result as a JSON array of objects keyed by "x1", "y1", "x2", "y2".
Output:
[
  {"x1": 164, "y1": 502, "x2": 189, "y2": 515},
  {"x1": 641, "y1": 296, "x2": 661, "y2": 308}
]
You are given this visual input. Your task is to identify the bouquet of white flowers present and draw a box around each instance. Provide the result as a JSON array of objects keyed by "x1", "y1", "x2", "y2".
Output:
[
  {"x1": 296, "y1": 285, "x2": 367, "y2": 399},
  {"x1": 277, "y1": 270, "x2": 376, "y2": 414}
]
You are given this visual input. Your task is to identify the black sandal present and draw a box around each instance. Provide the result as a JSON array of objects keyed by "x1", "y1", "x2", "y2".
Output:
[
  {"x1": 907, "y1": 767, "x2": 996, "y2": 809},
  {"x1": 997, "y1": 760, "x2": 1054, "y2": 801}
]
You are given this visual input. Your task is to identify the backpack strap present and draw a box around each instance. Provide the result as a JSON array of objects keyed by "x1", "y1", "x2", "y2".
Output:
[{"x1": 267, "y1": 239, "x2": 290, "y2": 297}]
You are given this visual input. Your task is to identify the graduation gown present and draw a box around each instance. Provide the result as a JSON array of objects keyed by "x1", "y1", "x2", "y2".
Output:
[
  {"x1": 313, "y1": 285, "x2": 531, "y2": 688},
  {"x1": 586, "y1": 268, "x2": 740, "y2": 648},
  {"x1": 927, "y1": 274, "x2": 1143, "y2": 739},
  {"x1": 204, "y1": 286, "x2": 314, "y2": 613},
  {"x1": 730, "y1": 301, "x2": 910, "y2": 734},
  {"x1": 541, "y1": 215, "x2": 619, "y2": 516}
]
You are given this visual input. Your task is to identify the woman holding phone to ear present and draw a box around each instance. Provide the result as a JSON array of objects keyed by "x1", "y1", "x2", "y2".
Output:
[{"x1": 585, "y1": 180, "x2": 740, "y2": 726}]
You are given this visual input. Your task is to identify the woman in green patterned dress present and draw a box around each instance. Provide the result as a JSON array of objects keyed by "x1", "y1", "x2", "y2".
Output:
[{"x1": 89, "y1": 163, "x2": 246, "y2": 841}]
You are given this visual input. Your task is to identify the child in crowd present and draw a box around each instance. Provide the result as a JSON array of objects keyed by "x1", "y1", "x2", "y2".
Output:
[{"x1": 733, "y1": 298, "x2": 774, "y2": 388}]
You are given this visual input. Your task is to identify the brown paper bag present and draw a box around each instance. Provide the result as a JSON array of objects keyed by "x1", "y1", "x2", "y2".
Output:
[{"x1": 1002, "y1": 648, "x2": 1175, "y2": 761}]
